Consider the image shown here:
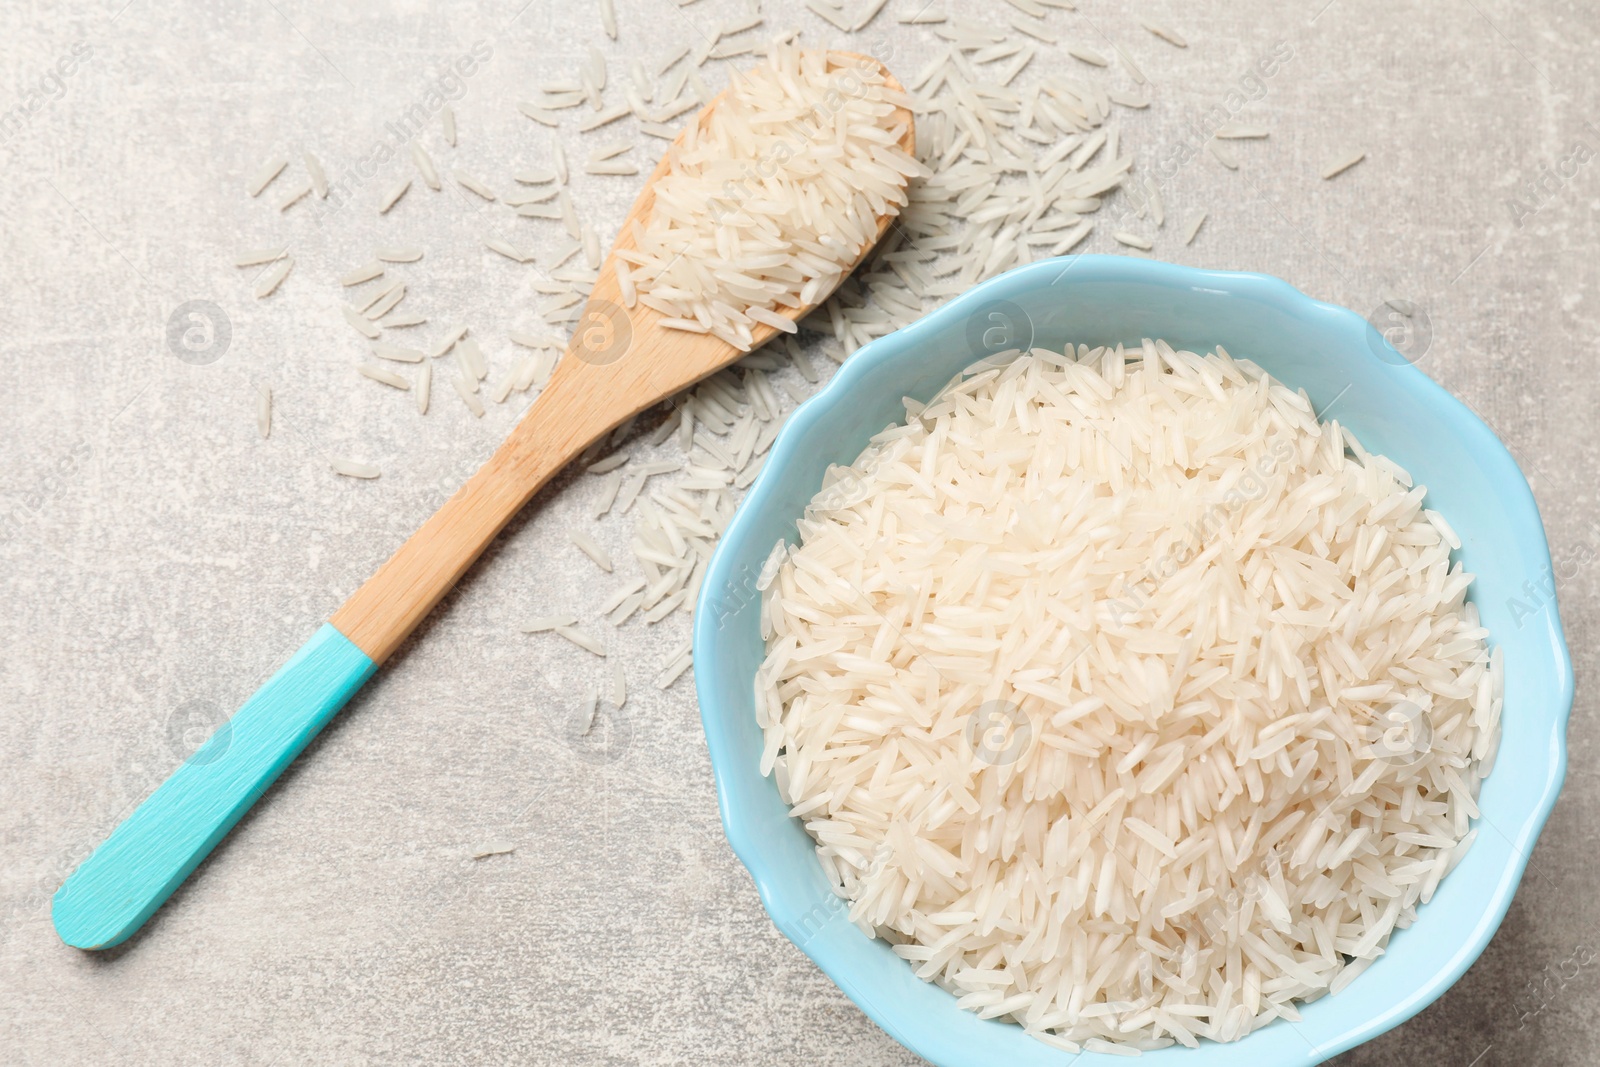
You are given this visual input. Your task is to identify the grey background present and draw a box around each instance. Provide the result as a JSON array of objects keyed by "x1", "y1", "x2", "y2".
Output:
[{"x1": 1, "y1": 0, "x2": 1595, "y2": 1064}]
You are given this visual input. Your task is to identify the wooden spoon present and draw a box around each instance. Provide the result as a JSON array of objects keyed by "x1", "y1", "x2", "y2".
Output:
[{"x1": 52, "y1": 53, "x2": 913, "y2": 950}]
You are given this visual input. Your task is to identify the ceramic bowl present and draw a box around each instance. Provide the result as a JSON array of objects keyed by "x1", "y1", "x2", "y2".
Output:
[{"x1": 692, "y1": 254, "x2": 1573, "y2": 1065}]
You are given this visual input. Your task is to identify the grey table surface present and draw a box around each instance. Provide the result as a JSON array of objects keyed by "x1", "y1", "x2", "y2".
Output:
[{"x1": 3, "y1": 0, "x2": 1597, "y2": 1064}]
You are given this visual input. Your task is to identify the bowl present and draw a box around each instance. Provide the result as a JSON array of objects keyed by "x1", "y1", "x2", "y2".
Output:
[{"x1": 691, "y1": 255, "x2": 1573, "y2": 1065}]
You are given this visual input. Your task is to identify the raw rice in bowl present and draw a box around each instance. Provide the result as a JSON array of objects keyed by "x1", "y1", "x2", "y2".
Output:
[
  {"x1": 693, "y1": 256, "x2": 1572, "y2": 1066},
  {"x1": 757, "y1": 337, "x2": 1492, "y2": 1053}
]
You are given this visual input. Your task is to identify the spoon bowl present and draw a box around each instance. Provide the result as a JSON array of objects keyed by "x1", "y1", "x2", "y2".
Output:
[{"x1": 331, "y1": 50, "x2": 913, "y2": 661}]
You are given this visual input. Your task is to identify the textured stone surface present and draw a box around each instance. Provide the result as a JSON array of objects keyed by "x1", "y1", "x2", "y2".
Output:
[{"x1": 2, "y1": 0, "x2": 1597, "y2": 1064}]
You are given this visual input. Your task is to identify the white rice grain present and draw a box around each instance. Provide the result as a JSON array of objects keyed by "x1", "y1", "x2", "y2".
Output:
[
  {"x1": 594, "y1": 471, "x2": 625, "y2": 518},
  {"x1": 380, "y1": 312, "x2": 427, "y2": 328},
  {"x1": 554, "y1": 624, "x2": 605, "y2": 656},
  {"x1": 1322, "y1": 150, "x2": 1367, "y2": 180},
  {"x1": 1142, "y1": 20, "x2": 1188, "y2": 47},
  {"x1": 379, "y1": 179, "x2": 412, "y2": 213},
  {"x1": 518, "y1": 104, "x2": 559, "y2": 127},
  {"x1": 586, "y1": 161, "x2": 640, "y2": 176},
  {"x1": 236, "y1": 247, "x2": 288, "y2": 268},
  {"x1": 453, "y1": 374, "x2": 485, "y2": 417},
  {"x1": 854, "y1": 0, "x2": 890, "y2": 30},
  {"x1": 570, "y1": 530, "x2": 615, "y2": 572},
  {"x1": 431, "y1": 325, "x2": 468, "y2": 358},
  {"x1": 806, "y1": 0, "x2": 851, "y2": 31},
  {"x1": 487, "y1": 238, "x2": 532, "y2": 263},
  {"x1": 304, "y1": 151, "x2": 329, "y2": 197},
  {"x1": 1114, "y1": 45, "x2": 1146, "y2": 85},
  {"x1": 454, "y1": 170, "x2": 497, "y2": 201},
  {"x1": 248, "y1": 156, "x2": 287, "y2": 197},
  {"x1": 459, "y1": 337, "x2": 488, "y2": 380},
  {"x1": 365, "y1": 285, "x2": 407, "y2": 320},
  {"x1": 341, "y1": 261, "x2": 384, "y2": 286},
  {"x1": 256, "y1": 384, "x2": 271, "y2": 438},
  {"x1": 412, "y1": 142, "x2": 442, "y2": 190},
  {"x1": 344, "y1": 306, "x2": 382, "y2": 340},
  {"x1": 358, "y1": 363, "x2": 411, "y2": 389},
  {"x1": 521, "y1": 614, "x2": 576, "y2": 633},
  {"x1": 330, "y1": 457, "x2": 380, "y2": 478},
  {"x1": 277, "y1": 181, "x2": 312, "y2": 210},
  {"x1": 579, "y1": 103, "x2": 632, "y2": 132},
  {"x1": 254, "y1": 257, "x2": 293, "y2": 298}
]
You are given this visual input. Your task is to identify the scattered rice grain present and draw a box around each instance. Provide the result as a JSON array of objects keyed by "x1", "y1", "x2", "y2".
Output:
[
  {"x1": 1322, "y1": 150, "x2": 1367, "y2": 180},
  {"x1": 254, "y1": 257, "x2": 293, "y2": 298},
  {"x1": 248, "y1": 156, "x2": 287, "y2": 197},
  {"x1": 358, "y1": 362, "x2": 412, "y2": 389},
  {"x1": 379, "y1": 179, "x2": 412, "y2": 213},
  {"x1": 330, "y1": 457, "x2": 380, "y2": 478}
]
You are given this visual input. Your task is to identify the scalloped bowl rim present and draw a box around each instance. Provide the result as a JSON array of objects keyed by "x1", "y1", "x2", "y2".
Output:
[{"x1": 693, "y1": 255, "x2": 1573, "y2": 1066}]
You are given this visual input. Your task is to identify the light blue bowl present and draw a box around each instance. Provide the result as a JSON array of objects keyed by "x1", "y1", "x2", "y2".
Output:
[{"x1": 692, "y1": 255, "x2": 1573, "y2": 1065}]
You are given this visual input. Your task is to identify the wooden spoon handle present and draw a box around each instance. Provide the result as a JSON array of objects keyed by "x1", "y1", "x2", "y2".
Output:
[{"x1": 332, "y1": 356, "x2": 630, "y2": 664}]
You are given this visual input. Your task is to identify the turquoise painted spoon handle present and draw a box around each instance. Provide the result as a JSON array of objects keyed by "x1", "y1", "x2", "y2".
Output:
[{"x1": 52, "y1": 624, "x2": 375, "y2": 949}]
